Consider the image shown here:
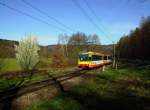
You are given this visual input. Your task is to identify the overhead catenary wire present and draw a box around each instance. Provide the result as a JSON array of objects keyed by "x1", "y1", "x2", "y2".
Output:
[
  {"x1": 84, "y1": 0, "x2": 113, "y2": 42},
  {"x1": 0, "y1": 2, "x2": 69, "y2": 33},
  {"x1": 84, "y1": 0, "x2": 103, "y2": 25},
  {"x1": 71, "y1": 0, "x2": 113, "y2": 43},
  {"x1": 21, "y1": 0, "x2": 75, "y2": 33},
  {"x1": 72, "y1": 0, "x2": 116, "y2": 67}
]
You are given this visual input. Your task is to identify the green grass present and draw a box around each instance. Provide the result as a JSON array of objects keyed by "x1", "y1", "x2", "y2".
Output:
[
  {"x1": 0, "y1": 58, "x2": 50, "y2": 91},
  {"x1": 0, "y1": 58, "x2": 53, "y2": 73},
  {"x1": 94, "y1": 67, "x2": 150, "y2": 81},
  {"x1": 0, "y1": 65, "x2": 77, "y2": 91},
  {"x1": 0, "y1": 57, "x2": 78, "y2": 92},
  {"x1": 1, "y1": 58, "x2": 149, "y2": 110},
  {"x1": 0, "y1": 58, "x2": 21, "y2": 72},
  {"x1": 35, "y1": 58, "x2": 52, "y2": 69},
  {"x1": 27, "y1": 66, "x2": 150, "y2": 110},
  {"x1": 27, "y1": 95, "x2": 83, "y2": 110},
  {"x1": 0, "y1": 58, "x2": 76, "y2": 74},
  {"x1": 0, "y1": 78, "x2": 23, "y2": 91},
  {"x1": 0, "y1": 73, "x2": 49, "y2": 91},
  {"x1": 48, "y1": 67, "x2": 78, "y2": 77}
]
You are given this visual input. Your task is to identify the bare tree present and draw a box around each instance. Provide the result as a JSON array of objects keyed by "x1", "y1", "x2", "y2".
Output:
[
  {"x1": 52, "y1": 43, "x2": 66, "y2": 68},
  {"x1": 59, "y1": 34, "x2": 70, "y2": 57},
  {"x1": 88, "y1": 34, "x2": 101, "y2": 52}
]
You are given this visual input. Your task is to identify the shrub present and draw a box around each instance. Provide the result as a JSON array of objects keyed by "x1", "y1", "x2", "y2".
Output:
[{"x1": 15, "y1": 36, "x2": 40, "y2": 70}]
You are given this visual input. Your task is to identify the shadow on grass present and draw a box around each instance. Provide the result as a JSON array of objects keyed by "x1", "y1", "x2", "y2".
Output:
[
  {"x1": 0, "y1": 70, "x2": 36, "y2": 110},
  {"x1": 62, "y1": 72, "x2": 150, "y2": 110},
  {"x1": 65, "y1": 86, "x2": 150, "y2": 110},
  {"x1": 27, "y1": 71, "x2": 150, "y2": 110},
  {"x1": 0, "y1": 83, "x2": 22, "y2": 110}
]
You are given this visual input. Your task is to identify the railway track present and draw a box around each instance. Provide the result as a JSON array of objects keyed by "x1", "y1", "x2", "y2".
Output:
[{"x1": 0, "y1": 69, "x2": 86, "y2": 102}]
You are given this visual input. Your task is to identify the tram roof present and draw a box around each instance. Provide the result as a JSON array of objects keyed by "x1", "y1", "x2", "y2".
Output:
[{"x1": 79, "y1": 51, "x2": 104, "y2": 56}]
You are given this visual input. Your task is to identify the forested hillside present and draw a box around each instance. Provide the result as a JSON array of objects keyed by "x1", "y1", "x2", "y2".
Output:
[
  {"x1": 117, "y1": 16, "x2": 150, "y2": 60},
  {"x1": 0, "y1": 39, "x2": 17, "y2": 58},
  {"x1": 0, "y1": 32, "x2": 113, "y2": 59}
]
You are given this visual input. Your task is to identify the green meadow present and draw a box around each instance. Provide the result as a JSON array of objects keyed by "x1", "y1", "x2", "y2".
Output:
[
  {"x1": 0, "y1": 58, "x2": 77, "y2": 91},
  {"x1": 0, "y1": 58, "x2": 150, "y2": 110},
  {"x1": 0, "y1": 58, "x2": 53, "y2": 72},
  {"x1": 27, "y1": 66, "x2": 150, "y2": 110},
  {"x1": 0, "y1": 58, "x2": 21, "y2": 72}
]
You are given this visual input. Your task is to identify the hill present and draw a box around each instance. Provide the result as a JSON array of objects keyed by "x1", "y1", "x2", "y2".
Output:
[
  {"x1": 0, "y1": 39, "x2": 113, "y2": 58},
  {"x1": 0, "y1": 39, "x2": 18, "y2": 58}
]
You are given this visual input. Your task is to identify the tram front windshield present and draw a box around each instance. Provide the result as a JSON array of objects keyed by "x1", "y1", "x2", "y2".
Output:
[{"x1": 79, "y1": 54, "x2": 89, "y2": 61}]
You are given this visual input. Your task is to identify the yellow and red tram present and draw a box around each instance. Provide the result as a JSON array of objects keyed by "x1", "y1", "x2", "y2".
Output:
[
  {"x1": 103, "y1": 54, "x2": 112, "y2": 65},
  {"x1": 78, "y1": 52, "x2": 112, "y2": 69}
]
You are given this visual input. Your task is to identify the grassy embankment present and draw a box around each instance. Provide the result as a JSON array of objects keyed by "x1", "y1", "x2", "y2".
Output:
[
  {"x1": 0, "y1": 58, "x2": 77, "y2": 91},
  {"x1": 27, "y1": 65, "x2": 150, "y2": 110},
  {"x1": 0, "y1": 58, "x2": 21, "y2": 72},
  {"x1": 0, "y1": 58, "x2": 53, "y2": 72}
]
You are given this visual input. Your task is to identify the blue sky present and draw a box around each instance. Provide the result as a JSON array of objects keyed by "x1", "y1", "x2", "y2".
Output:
[{"x1": 0, "y1": 0, "x2": 150, "y2": 45}]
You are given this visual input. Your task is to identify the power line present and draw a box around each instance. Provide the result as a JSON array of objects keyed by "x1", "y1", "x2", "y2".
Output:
[
  {"x1": 71, "y1": 0, "x2": 113, "y2": 42},
  {"x1": 84, "y1": 0, "x2": 113, "y2": 41},
  {"x1": 84, "y1": 0, "x2": 101, "y2": 24},
  {"x1": 84, "y1": 0, "x2": 117, "y2": 67},
  {"x1": 21, "y1": 0, "x2": 75, "y2": 32},
  {"x1": 72, "y1": 0, "x2": 116, "y2": 67},
  {"x1": 0, "y1": 2, "x2": 68, "y2": 33}
]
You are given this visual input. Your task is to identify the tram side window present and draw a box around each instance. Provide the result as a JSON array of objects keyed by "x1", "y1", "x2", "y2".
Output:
[
  {"x1": 108, "y1": 56, "x2": 112, "y2": 60},
  {"x1": 92, "y1": 55, "x2": 97, "y2": 61},
  {"x1": 92, "y1": 55, "x2": 102, "y2": 61},
  {"x1": 97, "y1": 56, "x2": 102, "y2": 60},
  {"x1": 104, "y1": 56, "x2": 107, "y2": 60},
  {"x1": 89, "y1": 57, "x2": 92, "y2": 60}
]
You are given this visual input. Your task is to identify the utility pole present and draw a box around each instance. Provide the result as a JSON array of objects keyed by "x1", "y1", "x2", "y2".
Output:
[
  {"x1": 64, "y1": 35, "x2": 68, "y2": 57},
  {"x1": 113, "y1": 42, "x2": 116, "y2": 68},
  {"x1": 87, "y1": 42, "x2": 93, "y2": 52},
  {"x1": 65, "y1": 43, "x2": 68, "y2": 57},
  {"x1": 86, "y1": 44, "x2": 89, "y2": 52}
]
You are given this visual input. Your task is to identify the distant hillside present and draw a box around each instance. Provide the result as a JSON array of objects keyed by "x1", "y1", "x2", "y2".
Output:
[
  {"x1": 100, "y1": 44, "x2": 113, "y2": 54},
  {"x1": 0, "y1": 39, "x2": 51, "y2": 58},
  {"x1": 0, "y1": 39, "x2": 18, "y2": 58},
  {"x1": 46, "y1": 44, "x2": 113, "y2": 54},
  {"x1": 0, "y1": 39, "x2": 113, "y2": 58}
]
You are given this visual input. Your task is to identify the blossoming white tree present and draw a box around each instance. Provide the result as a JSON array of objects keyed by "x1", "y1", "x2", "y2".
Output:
[{"x1": 15, "y1": 36, "x2": 40, "y2": 70}]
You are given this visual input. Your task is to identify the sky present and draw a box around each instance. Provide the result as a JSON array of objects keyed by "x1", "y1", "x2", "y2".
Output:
[{"x1": 0, "y1": 0, "x2": 150, "y2": 45}]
